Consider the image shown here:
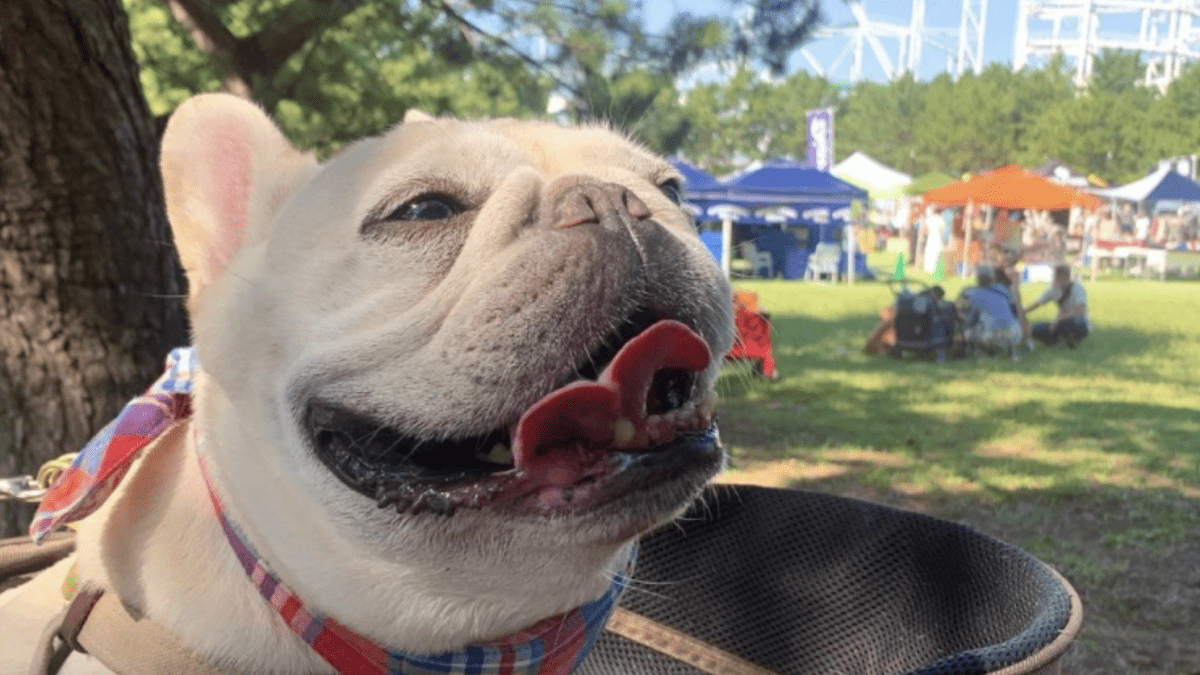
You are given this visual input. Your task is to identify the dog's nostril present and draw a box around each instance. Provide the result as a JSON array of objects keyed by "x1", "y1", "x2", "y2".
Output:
[
  {"x1": 622, "y1": 189, "x2": 651, "y2": 220},
  {"x1": 553, "y1": 192, "x2": 600, "y2": 229}
]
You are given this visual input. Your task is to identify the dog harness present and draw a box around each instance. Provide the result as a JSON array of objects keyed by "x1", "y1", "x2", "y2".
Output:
[{"x1": 30, "y1": 348, "x2": 631, "y2": 675}]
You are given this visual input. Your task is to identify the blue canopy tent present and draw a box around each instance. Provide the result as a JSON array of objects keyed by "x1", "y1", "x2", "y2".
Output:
[
  {"x1": 669, "y1": 159, "x2": 733, "y2": 267},
  {"x1": 727, "y1": 159, "x2": 869, "y2": 201},
  {"x1": 671, "y1": 158, "x2": 870, "y2": 280},
  {"x1": 1095, "y1": 165, "x2": 1200, "y2": 205}
]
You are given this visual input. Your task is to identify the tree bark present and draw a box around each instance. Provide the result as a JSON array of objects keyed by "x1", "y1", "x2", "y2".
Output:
[{"x1": 0, "y1": 0, "x2": 187, "y2": 536}]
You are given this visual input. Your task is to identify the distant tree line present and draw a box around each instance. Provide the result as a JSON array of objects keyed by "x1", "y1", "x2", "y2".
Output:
[{"x1": 672, "y1": 50, "x2": 1190, "y2": 186}]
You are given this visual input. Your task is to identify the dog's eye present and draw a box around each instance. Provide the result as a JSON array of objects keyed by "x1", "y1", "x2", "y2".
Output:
[
  {"x1": 386, "y1": 194, "x2": 463, "y2": 222},
  {"x1": 658, "y1": 180, "x2": 683, "y2": 206}
]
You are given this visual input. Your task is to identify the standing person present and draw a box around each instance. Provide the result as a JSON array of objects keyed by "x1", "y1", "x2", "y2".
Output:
[
  {"x1": 994, "y1": 250, "x2": 1031, "y2": 347},
  {"x1": 1026, "y1": 264, "x2": 1090, "y2": 348},
  {"x1": 922, "y1": 206, "x2": 944, "y2": 275},
  {"x1": 1134, "y1": 209, "x2": 1151, "y2": 243}
]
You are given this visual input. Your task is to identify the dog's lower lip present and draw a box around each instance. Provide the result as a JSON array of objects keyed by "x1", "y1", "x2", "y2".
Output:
[{"x1": 308, "y1": 403, "x2": 722, "y2": 517}]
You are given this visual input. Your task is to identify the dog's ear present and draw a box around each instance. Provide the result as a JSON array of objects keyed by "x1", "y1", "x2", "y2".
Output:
[
  {"x1": 403, "y1": 108, "x2": 435, "y2": 123},
  {"x1": 161, "y1": 93, "x2": 317, "y2": 298}
]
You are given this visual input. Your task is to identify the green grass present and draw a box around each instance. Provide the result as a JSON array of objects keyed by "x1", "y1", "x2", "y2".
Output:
[{"x1": 714, "y1": 264, "x2": 1200, "y2": 673}]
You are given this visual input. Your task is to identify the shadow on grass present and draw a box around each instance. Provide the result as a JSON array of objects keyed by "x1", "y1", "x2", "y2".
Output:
[{"x1": 720, "y1": 377, "x2": 1198, "y2": 489}]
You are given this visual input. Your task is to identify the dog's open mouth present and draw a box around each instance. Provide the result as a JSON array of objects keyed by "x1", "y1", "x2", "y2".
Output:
[{"x1": 305, "y1": 312, "x2": 721, "y2": 517}]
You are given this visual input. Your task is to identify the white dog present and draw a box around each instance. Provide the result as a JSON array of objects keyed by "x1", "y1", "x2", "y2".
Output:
[{"x1": 0, "y1": 94, "x2": 733, "y2": 675}]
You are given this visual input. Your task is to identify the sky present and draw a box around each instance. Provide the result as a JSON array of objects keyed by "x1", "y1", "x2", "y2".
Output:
[{"x1": 643, "y1": 0, "x2": 1147, "y2": 84}]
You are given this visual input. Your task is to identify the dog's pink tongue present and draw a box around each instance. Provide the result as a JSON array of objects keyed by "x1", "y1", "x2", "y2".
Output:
[{"x1": 511, "y1": 321, "x2": 710, "y2": 488}]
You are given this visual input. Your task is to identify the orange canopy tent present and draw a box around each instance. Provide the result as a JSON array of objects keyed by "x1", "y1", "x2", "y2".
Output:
[{"x1": 923, "y1": 165, "x2": 1102, "y2": 210}]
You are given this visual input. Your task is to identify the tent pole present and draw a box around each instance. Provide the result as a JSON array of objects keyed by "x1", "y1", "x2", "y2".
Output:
[
  {"x1": 963, "y1": 199, "x2": 975, "y2": 278},
  {"x1": 847, "y1": 201, "x2": 859, "y2": 285},
  {"x1": 983, "y1": 205, "x2": 996, "y2": 267},
  {"x1": 721, "y1": 218, "x2": 733, "y2": 278}
]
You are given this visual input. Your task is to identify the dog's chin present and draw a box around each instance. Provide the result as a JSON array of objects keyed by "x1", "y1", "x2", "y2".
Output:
[{"x1": 302, "y1": 313, "x2": 724, "y2": 540}]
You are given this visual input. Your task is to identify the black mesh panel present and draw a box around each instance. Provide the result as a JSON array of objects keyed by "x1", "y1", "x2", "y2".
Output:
[{"x1": 581, "y1": 485, "x2": 1072, "y2": 675}]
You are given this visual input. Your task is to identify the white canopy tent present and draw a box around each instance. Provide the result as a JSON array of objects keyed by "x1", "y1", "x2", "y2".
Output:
[{"x1": 832, "y1": 152, "x2": 912, "y2": 201}]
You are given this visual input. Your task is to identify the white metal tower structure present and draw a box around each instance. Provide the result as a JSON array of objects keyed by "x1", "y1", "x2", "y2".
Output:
[
  {"x1": 1014, "y1": 0, "x2": 1200, "y2": 91},
  {"x1": 798, "y1": 0, "x2": 985, "y2": 83},
  {"x1": 956, "y1": 0, "x2": 990, "y2": 76}
]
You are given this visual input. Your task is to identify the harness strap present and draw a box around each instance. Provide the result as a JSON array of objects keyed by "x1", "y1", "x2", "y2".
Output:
[
  {"x1": 32, "y1": 592, "x2": 780, "y2": 675},
  {"x1": 0, "y1": 532, "x2": 75, "y2": 582},
  {"x1": 604, "y1": 607, "x2": 779, "y2": 675},
  {"x1": 34, "y1": 590, "x2": 237, "y2": 675}
]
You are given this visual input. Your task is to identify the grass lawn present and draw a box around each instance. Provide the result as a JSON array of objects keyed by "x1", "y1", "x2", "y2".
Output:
[{"x1": 715, "y1": 259, "x2": 1200, "y2": 675}]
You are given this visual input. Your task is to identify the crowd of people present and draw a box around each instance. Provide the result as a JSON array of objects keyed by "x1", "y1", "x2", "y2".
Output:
[
  {"x1": 865, "y1": 198, "x2": 1200, "y2": 279},
  {"x1": 956, "y1": 261, "x2": 1090, "y2": 359},
  {"x1": 862, "y1": 202, "x2": 1093, "y2": 364},
  {"x1": 863, "y1": 260, "x2": 1091, "y2": 360}
]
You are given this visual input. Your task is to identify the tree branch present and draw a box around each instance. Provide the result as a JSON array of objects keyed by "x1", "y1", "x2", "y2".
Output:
[
  {"x1": 251, "y1": 0, "x2": 365, "y2": 73},
  {"x1": 163, "y1": 0, "x2": 250, "y2": 96},
  {"x1": 433, "y1": 0, "x2": 585, "y2": 102},
  {"x1": 164, "y1": 0, "x2": 238, "y2": 56}
]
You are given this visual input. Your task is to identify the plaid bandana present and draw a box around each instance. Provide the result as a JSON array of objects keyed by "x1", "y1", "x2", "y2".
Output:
[
  {"x1": 30, "y1": 347, "x2": 197, "y2": 543},
  {"x1": 31, "y1": 347, "x2": 633, "y2": 675}
]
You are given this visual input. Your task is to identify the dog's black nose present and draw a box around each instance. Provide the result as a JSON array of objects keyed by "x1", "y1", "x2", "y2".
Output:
[{"x1": 543, "y1": 177, "x2": 651, "y2": 230}]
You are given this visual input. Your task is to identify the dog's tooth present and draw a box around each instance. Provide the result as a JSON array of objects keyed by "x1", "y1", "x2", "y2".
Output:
[
  {"x1": 646, "y1": 416, "x2": 668, "y2": 445},
  {"x1": 613, "y1": 418, "x2": 636, "y2": 446},
  {"x1": 482, "y1": 442, "x2": 513, "y2": 465}
]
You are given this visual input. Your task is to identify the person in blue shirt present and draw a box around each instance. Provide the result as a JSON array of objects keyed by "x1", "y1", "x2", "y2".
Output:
[
  {"x1": 1025, "y1": 264, "x2": 1090, "y2": 348},
  {"x1": 958, "y1": 266, "x2": 1023, "y2": 360}
]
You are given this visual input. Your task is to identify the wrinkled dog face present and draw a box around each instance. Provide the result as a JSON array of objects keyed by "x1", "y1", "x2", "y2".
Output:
[{"x1": 163, "y1": 95, "x2": 733, "y2": 650}]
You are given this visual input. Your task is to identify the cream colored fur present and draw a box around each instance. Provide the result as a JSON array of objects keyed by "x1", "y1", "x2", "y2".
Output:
[{"x1": 0, "y1": 94, "x2": 732, "y2": 674}]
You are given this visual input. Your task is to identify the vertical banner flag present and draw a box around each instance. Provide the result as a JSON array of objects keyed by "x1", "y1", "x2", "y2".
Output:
[{"x1": 805, "y1": 107, "x2": 834, "y2": 172}]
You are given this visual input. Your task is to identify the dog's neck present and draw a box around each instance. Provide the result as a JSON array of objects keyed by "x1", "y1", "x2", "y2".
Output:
[
  {"x1": 69, "y1": 372, "x2": 625, "y2": 675},
  {"x1": 75, "y1": 419, "x2": 336, "y2": 674}
]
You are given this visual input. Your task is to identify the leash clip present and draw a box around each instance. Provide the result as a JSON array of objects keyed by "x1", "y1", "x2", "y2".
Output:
[{"x1": 0, "y1": 475, "x2": 45, "y2": 502}]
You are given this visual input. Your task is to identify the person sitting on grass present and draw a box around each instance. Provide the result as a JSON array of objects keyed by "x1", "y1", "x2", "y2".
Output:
[
  {"x1": 1025, "y1": 264, "x2": 1090, "y2": 348},
  {"x1": 958, "y1": 266, "x2": 1022, "y2": 360}
]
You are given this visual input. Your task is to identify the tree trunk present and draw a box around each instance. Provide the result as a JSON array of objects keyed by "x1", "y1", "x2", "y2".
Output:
[{"x1": 0, "y1": 0, "x2": 187, "y2": 536}]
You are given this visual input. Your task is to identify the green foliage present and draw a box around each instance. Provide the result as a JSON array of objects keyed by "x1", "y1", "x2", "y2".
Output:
[
  {"x1": 677, "y1": 54, "x2": 1200, "y2": 186},
  {"x1": 126, "y1": 0, "x2": 223, "y2": 114},
  {"x1": 123, "y1": 0, "x2": 1200, "y2": 182},
  {"x1": 125, "y1": 0, "x2": 548, "y2": 154},
  {"x1": 678, "y1": 68, "x2": 838, "y2": 175}
]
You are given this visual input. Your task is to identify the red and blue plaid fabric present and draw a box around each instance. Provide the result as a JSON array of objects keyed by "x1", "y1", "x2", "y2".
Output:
[
  {"x1": 30, "y1": 347, "x2": 197, "y2": 544},
  {"x1": 31, "y1": 347, "x2": 632, "y2": 675},
  {"x1": 201, "y1": 464, "x2": 633, "y2": 675}
]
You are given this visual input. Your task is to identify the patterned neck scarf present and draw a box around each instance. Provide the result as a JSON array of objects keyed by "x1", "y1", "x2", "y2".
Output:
[{"x1": 32, "y1": 347, "x2": 631, "y2": 675}]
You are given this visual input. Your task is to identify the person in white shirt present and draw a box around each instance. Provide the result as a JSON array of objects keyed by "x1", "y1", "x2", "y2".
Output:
[{"x1": 1025, "y1": 264, "x2": 1090, "y2": 348}]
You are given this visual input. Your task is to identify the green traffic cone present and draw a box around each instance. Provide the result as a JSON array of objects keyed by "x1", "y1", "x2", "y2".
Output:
[
  {"x1": 933, "y1": 253, "x2": 945, "y2": 282},
  {"x1": 892, "y1": 253, "x2": 905, "y2": 281}
]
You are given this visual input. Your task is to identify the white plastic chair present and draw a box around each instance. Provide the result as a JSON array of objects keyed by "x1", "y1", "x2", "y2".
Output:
[
  {"x1": 805, "y1": 243, "x2": 841, "y2": 282},
  {"x1": 739, "y1": 241, "x2": 774, "y2": 278}
]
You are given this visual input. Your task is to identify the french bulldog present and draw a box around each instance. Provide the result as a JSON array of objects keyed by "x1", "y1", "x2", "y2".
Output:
[{"x1": 0, "y1": 93, "x2": 733, "y2": 674}]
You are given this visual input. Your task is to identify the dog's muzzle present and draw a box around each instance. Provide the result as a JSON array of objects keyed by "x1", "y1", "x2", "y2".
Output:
[{"x1": 306, "y1": 316, "x2": 723, "y2": 519}]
